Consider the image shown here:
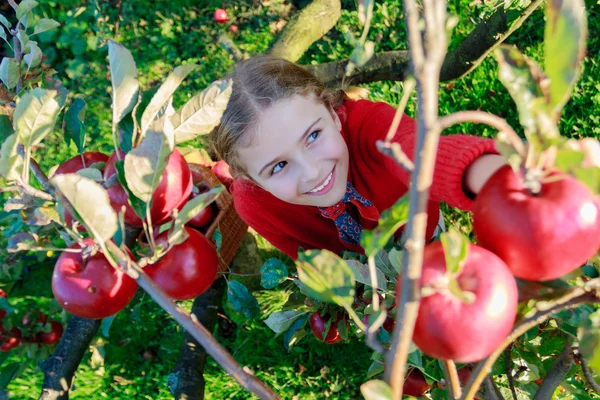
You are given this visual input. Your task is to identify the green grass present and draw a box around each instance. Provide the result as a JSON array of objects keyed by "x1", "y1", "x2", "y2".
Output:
[{"x1": 3, "y1": 0, "x2": 600, "y2": 398}]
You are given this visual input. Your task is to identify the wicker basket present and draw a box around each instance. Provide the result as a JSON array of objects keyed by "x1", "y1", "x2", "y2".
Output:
[{"x1": 188, "y1": 163, "x2": 248, "y2": 273}]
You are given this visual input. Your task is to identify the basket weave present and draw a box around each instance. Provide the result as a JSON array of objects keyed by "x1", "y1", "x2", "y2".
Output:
[{"x1": 188, "y1": 163, "x2": 248, "y2": 273}]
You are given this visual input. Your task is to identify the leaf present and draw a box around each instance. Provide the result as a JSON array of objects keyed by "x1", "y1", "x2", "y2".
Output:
[
  {"x1": 361, "y1": 379, "x2": 393, "y2": 400},
  {"x1": 573, "y1": 166, "x2": 600, "y2": 195},
  {"x1": 32, "y1": 18, "x2": 60, "y2": 35},
  {"x1": 494, "y1": 45, "x2": 550, "y2": 134},
  {"x1": 544, "y1": 0, "x2": 587, "y2": 115},
  {"x1": 16, "y1": 0, "x2": 38, "y2": 23},
  {"x1": 21, "y1": 205, "x2": 60, "y2": 226},
  {"x1": 0, "y1": 26, "x2": 6, "y2": 44},
  {"x1": 440, "y1": 228, "x2": 469, "y2": 275},
  {"x1": 361, "y1": 195, "x2": 409, "y2": 256},
  {"x1": 63, "y1": 97, "x2": 87, "y2": 153},
  {"x1": 264, "y1": 310, "x2": 306, "y2": 334},
  {"x1": 16, "y1": 29, "x2": 28, "y2": 51},
  {"x1": 170, "y1": 186, "x2": 224, "y2": 245},
  {"x1": 388, "y1": 248, "x2": 403, "y2": 274},
  {"x1": 366, "y1": 360, "x2": 385, "y2": 379},
  {"x1": 345, "y1": 260, "x2": 386, "y2": 290},
  {"x1": 101, "y1": 315, "x2": 116, "y2": 338},
  {"x1": 7, "y1": 232, "x2": 38, "y2": 252},
  {"x1": 140, "y1": 64, "x2": 198, "y2": 135},
  {"x1": 226, "y1": 280, "x2": 259, "y2": 319},
  {"x1": 14, "y1": 88, "x2": 61, "y2": 149},
  {"x1": 0, "y1": 58, "x2": 19, "y2": 90},
  {"x1": 0, "y1": 133, "x2": 24, "y2": 181},
  {"x1": 170, "y1": 79, "x2": 232, "y2": 144},
  {"x1": 260, "y1": 258, "x2": 289, "y2": 289},
  {"x1": 108, "y1": 41, "x2": 139, "y2": 125},
  {"x1": 76, "y1": 167, "x2": 103, "y2": 182},
  {"x1": 0, "y1": 362, "x2": 20, "y2": 390},
  {"x1": 124, "y1": 127, "x2": 174, "y2": 203},
  {"x1": 283, "y1": 314, "x2": 308, "y2": 350},
  {"x1": 296, "y1": 249, "x2": 355, "y2": 307},
  {"x1": 23, "y1": 41, "x2": 42, "y2": 69},
  {"x1": 114, "y1": 159, "x2": 146, "y2": 220},
  {"x1": 0, "y1": 14, "x2": 12, "y2": 29},
  {"x1": 51, "y1": 174, "x2": 118, "y2": 244}
]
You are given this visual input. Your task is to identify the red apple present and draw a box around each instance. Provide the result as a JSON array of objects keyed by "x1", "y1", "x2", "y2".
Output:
[
  {"x1": 403, "y1": 368, "x2": 431, "y2": 397},
  {"x1": 55, "y1": 152, "x2": 109, "y2": 175},
  {"x1": 52, "y1": 238, "x2": 138, "y2": 319},
  {"x1": 214, "y1": 8, "x2": 228, "y2": 24},
  {"x1": 473, "y1": 166, "x2": 600, "y2": 281},
  {"x1": 228, "y1": 24, "x2": 239, "y2": 34},
  {"x1": 309, "y1": 311, "x2": 348, "y2": 344},
  {"x1": 211, "y1": 160, "x2": 234, "y2": 189},
  {"x1": 403, "y1": 241, "x2": 518, "y2": 363}
]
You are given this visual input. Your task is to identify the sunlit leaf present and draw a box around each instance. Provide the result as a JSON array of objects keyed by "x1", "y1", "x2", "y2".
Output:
[
  {"x1": 264, "y1": 310, "x2": 306, "y2": 334},
  {"x1": 361, "y1": 379, "x2": 392, "y2": 400},
  {"x1": 23, "y1": 41, "x2": 41, "y2": 69},
  {"x1": 0, "y1": 58, "x2": 19, "y2": 90},
  {"x1": 440, "y1": 228, "x2": 469, "y2": 275},
  {"x1": 108, "y1": 41, "x2": 139, "y2": 125},
  {"x1": 361, "y1": 195, "x2": 409, "y2": 256},
  {"x1": 16, "y1": 0, "x2": 38, "y2": 23},
  {"x1": 227, "y1": 280, "x2": 259, "y2": 318},
  {"x1": 0, "y1": 133, "x2": 23, "y2": 181},
  {"x1": 14, "y1": 88, "x2": 61, "y2": 149},
  {"x1": 260, "y1": 258, "x2": 289, "y2": 289},
  {"x1": 32, "y1": 18, "x2": 60, "y2": 36},
  {"x1": 345, "y1": 260, "x2": 386, "y2": 290}
]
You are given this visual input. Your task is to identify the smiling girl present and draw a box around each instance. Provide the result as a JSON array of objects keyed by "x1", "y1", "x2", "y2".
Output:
[{"x1": 210, "y1": 55, "x2": 506, "y2": 260}]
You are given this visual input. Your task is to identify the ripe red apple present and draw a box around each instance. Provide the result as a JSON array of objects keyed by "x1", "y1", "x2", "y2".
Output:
[
  {"x1": 52, "y1": 238, "x2": 138, "y2": 319},
  {"x1": 403, "y1": 241, "x2": 518, "y2": 363},
  {"x1": 211, "y1": 160, "x2": 234, "y2": 189},
  {"x1": 228, "y1": 24, "x2": 239, "y2": 34},
  {"x1": 0, "y1": 289, "x2": 7, "y2": 320},
  {"x1": 38, "y1": 321, "x2": 64, "y2": 345},
  {"x1": 214, "y1": 8, "x2": 228, "y2": 24},
  {"x1": 309, "y1": 311, "x2": 348, "y2": 344},
  {"x1": 144, "y1": 227, "x2": 218, "y2": 301},
  {"x1": 0, "y1": 337, "x2": 20, "y2": 352},
  {"x1": 22, "y1": 310, "x2": 47, "y2": 326},
  {"x1": 55, "y1": 152, "x2": 109, "y2": 175},
  {"x1": 187, "y1": 180, "x2": 216, "y2": 229},
  {"x1": 403, "y1": 368, "x2": 431, "y2": 397},
  {"x1": 473, "y1": 166, "x2": 600, "y2": 281},
  {"x1": 104, "y1": 149, "x2": 193, "y2": 227}
]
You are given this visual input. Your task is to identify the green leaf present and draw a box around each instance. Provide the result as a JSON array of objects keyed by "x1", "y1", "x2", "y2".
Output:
[
  {"x1": 32, "y1": 18, "x2": 60, "y2": 36},
  {"x1": 170, "y1": 186, "x2": 224, "y2": 245},
  {"x1": 345, "y1": 260, "x2": 386, "y2": 290},
  {"x1": 76, "y1": 167, "x2": 103, "y2": 182},
  {"x1": 0, "y1": 58, "x2": 19, "y2": 90},
  {"x1": 494, "y1": 45, "x2": 549, "y2": 134},
  {"x1": 361, "y1": 195, "x2": 409, "y2": 256},
  {"x1": 124, "y1": 126, "x2": 174, "y2": 203},
  {"x1": 0, "y1": 14, "x2": 12, "y2": 29},
  {"x1": 0, "y1": 362, "x2": 20, "y2": 390},
  {"x1": 16, "y1": 0, "x2": 38, "y2": 23},
  {"x1": 63, "y1": 97, "x2": 86, "y2": 153},
  {"x1": 366, "y1": 360, "x2": 385, "y2": 379},
  {"x1": 14, "y1": 88, "x2": 61, "y2": 149},
  {"x1": 51, "y1": 174, "x2": 118, "y2": 245},
  {"x1": 0, "y1": 133, "x2": 24, "y2": 181},
  {"x1": 573, "y1": 166, "x2": 600, "y2": 195},
  {"x1": 440, "y1": 228, "x2": 469, "y2": 275},
  {"x1": 7, "y1": 232, "x2": 38, "y2": 252},
  {"x1": 0, "y1": 114, "x2": 14, "y2": 138},
  {"x1": 20, "y1": 205, "x2": 60, "y2": 226},
  {"x1": 283, "y1": 314, "x2": 308, "y2": 350},
  {"x1": 226, "y1": 280, "x2": 259, "y2": 319},
  {"x1": 263, "y1": 310, "x2": 306, "y2": 334},
  {"x1": 296, "y1": 249, "x2": 355, "y2": 307},
  {"x1": 171, "y1": 79, "x2": 232, "y2": 144},
  {"x1": 114, "y1": 159, "x2": 146, "y2": 220},
  {"x1": 16, "y1": 29, "x2": 28, "y2": 51},
  {"x1": 140, "y1": 64, "x2": 198, "y2": 136},
  {"x1": 360, "y1": 379, "x2": 393, "y2": 400},
  {"x1": 554, "y1": 148, "x2": 584, "y2": 172},
  {"x1": 0, "y1": 26, "x2": 6, "y2": 44},
  {"x1": 388, "y1": 248, "x2": 403, "y2": 274},
  {"x1": 260, "y1": 258, "x2": 289, "y2": 289},
  {"x1": 101, "y1": 315, "x2": 116, "y2": 338},
  {"x1": 544, "y1": 0, "x2": 587, "y2": 115},
  {"x1": 119, "y1": 110, "x2": 136, "y2": 153},
  {"x1": 23, "y1": 40, "x2": 41, "y2": 69},
  {"x1": 108, "y1": 41, "x2": 139, "y2": 125}
]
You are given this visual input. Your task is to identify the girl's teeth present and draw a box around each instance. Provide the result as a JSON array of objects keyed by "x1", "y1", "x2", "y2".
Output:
[{"x1": 310, "y1": 172, "x2": 332, "y2": 193}]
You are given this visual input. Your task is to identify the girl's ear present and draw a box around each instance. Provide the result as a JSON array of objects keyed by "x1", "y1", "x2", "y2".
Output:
[{"x1": 331, "y1": 109, "x2": 342, "y2": 132}]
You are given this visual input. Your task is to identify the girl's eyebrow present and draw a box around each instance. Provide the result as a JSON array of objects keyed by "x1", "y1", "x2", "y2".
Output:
[{"x1": 258, "y1": 117, "x2": 322, "y2": 176}]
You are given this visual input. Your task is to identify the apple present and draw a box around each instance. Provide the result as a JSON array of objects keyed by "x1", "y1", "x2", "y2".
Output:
[
  {"x1": 144, "y1": 227, "x2": 218, "y2": 301},
  {"x1": 402, "y1": 241, "x2": 518, "y2": 363},
  {"x1": 187, "y1": 180, "x2": 216, "y2": 229},
  {"x1": 22, "y1": 310, "x2": 47, "y2": 326},
  {"x1": 473, "y1": 166, "x2": 600, "y2": 281},
  {"x1": 211, "y1": 160, "x2": 234, "y2": 189},
  {"x1": 52, "y1": 238, "x2": 138, "y2": 319},
  {"x1": 104, "y1": 149, "x2": 193, "y2": 227},
  {"x1": 38, "y1": 321, "x2": 64, "y2": 345},
  {"x1": 214, "y1": 8, "x2": 228, "y2": 24},
  {"x1": 55, "y1": 152, "x2": 109, "y2": 175},
  {"x1": 228, "y1": 24, "x2": 239, "y2": 34},
  {"x1": 403, "y1": 368, "x2": 431, "y2": 397},
  {"x1": 309, "y1": 311, "x2": 348, "y2": 344}
]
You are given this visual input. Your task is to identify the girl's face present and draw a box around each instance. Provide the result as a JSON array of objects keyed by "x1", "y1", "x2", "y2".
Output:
[{"x1": 236, "y1": 93, "x2": 350, "y2": 207}]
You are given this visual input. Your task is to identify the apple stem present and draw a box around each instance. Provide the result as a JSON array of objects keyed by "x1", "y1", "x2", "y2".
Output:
[{"x1": 448, "y1": 278, "x2": 476, "y2": 305}]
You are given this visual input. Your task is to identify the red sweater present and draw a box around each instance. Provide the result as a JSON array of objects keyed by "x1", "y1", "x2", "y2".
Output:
[{"x1": 230, "y1": 99, "x2": 497, "y2": 260}]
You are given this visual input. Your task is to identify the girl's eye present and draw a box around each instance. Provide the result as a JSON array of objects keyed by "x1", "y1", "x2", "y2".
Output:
[
  {"x1": 307, "y1": 130, "x2": 321, "y2": 144},
  {"x1": 271, "y1": 161, "x2": 287, "y2": 175}
]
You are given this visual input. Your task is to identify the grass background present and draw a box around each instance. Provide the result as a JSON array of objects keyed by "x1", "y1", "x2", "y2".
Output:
[{"x1": 2, "y1": 0, "x2": 600, "y2": 398}]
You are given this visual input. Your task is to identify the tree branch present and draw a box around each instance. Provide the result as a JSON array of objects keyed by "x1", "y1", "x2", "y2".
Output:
[
  {"x1": 267, "y1": 0, "x2": 341, "y2": 62},
  {"x1": 443, "y1": 360, "x2": 462, "y2": 399},
  {"x1": 533, "y1": 338, "x2": 574, "y2": 400},
  {"x1": 505, "y1": 344, "x2": 518, "y2": 400},
  {"x1": 574, "y1": 350, "x2": 600, "y2": 393}
]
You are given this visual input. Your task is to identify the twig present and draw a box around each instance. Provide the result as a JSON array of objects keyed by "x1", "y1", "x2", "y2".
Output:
[
  {"x1": 481, "y1": 377, "x2": 502, "y2": 400},
  {"x1": 437, "y1": 111, "x2": 525, "y2": 156},
  {"x1": 461, "y1": 283, "x2": 600, "y2": 400},
  {"x1": 505, "y1": 344, "x2": 518, "y2": 400},
  {"x1": 574, "y1": 350, "x2": 600, "y2": 393},
  {"x1": 443, "y1": 360, "x2": 462, "y2": 399},
  {"x1": 376, "y1": 142, "x2": 414, "y2": 172},
  {"x1": 12, "y1": 35, "x2": 22, "y2": 95},
  {"x1": 385, "y1": 0, "x2": 448, "y2": 398},
  {"x1": 7, "y1": 0, "x2": 18, "y2": 10},
  {"x1": 533, "y1": 338, "x2": 574, "y2": 400}
]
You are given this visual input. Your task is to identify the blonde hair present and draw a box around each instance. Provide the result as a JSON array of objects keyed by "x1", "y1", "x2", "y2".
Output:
[{"x1": 210, "y1": 55, "x2": 348, "y2": 178}]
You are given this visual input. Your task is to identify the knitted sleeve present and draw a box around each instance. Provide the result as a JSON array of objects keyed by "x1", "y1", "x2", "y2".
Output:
[{"x1": 350, "y1": 100, "x2": 498, "y2": 211}]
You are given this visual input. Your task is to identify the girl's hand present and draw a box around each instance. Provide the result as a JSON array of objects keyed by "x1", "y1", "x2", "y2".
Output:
[{"x1": 463, "y1": 154, "x2": 506, "y2": 196}]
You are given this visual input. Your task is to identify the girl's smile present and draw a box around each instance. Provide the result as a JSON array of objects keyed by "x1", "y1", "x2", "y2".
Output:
[{"x1": 236, "y1": 93, "x2": 350, "y2": 207}]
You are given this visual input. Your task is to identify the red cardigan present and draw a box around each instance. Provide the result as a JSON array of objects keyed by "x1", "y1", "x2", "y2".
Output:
[{"x1": 230, "y1": 99, "x2": 497, "y2": 260}]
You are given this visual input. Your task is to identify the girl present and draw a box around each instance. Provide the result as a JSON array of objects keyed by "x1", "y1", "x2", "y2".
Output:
[{"x1": 210, "y1": 55, "x2": 506, "y2": 260}]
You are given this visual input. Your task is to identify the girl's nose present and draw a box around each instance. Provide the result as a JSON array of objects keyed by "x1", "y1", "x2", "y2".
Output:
[{"x1": 299, "y1": 156, "x2": 321, "y2": 183}]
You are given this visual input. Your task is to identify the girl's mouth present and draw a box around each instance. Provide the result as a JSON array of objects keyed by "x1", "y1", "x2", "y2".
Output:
[{"x1": 306, "y1": 165, "x2": 336, "y2": 196}]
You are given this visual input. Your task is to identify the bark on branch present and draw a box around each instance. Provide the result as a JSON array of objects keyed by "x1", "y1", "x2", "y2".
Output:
[{"x1": 533, "y1": 338, "x2": 574, "y2": 400}]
